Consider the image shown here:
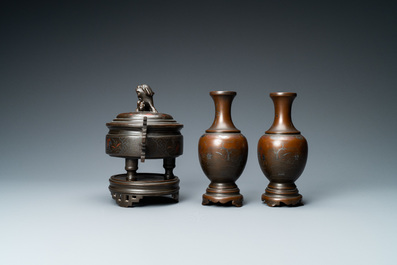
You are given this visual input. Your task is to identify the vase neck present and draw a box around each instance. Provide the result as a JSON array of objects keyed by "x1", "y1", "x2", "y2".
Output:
[
  {"x1": 206, "y1": 91, "x2": 240, "y2": 133},
  {"x1": 266, "y1": 92, "x2": 300, "y2": 134}
]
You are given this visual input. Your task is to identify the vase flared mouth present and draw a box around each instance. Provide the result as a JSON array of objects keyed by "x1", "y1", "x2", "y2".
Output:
[
  {"x1": 270, "y1": 92, "x2": 297, "y2": 97},
  {"x1": 210, "y1": 91, "x2": 236, "y2": 96}
]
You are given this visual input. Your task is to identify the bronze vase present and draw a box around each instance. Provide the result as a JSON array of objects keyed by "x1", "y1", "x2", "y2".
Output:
[
  {"x1": 258, "y1": 92, "x2": 308, "y2": 206},
  {"x1": 198, "y1": 91, "x2": 248, "y2": 207}
]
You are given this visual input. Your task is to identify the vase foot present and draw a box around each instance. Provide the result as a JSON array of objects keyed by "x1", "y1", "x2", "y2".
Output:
[
  {"x1": 261, "y1": 182, "x2": 303, "y2": 207},
  {"x1": 202, "y1": 183, "x2": 243, "y2": 207}
]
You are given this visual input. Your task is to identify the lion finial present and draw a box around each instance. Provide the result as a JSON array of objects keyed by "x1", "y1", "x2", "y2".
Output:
[{"x1": 135, "y1": 84, "x2": 158, "y2": 113}]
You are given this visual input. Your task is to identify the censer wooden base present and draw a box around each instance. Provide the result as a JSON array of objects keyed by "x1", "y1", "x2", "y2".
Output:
[
  {"x1": 261, "y1": 182, "x2": 303, "y2": 207},
  {"x1": 109, "y1": 173, "x2": 179, "y2": 207},
  {"x1": 202, "y1": 183, "x2": 243, "y2": 207}
]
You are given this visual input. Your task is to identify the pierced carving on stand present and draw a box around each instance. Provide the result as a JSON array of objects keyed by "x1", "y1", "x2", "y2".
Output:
[{"x1": 106, "y1": 84, "x2": 184, "y2": 207}]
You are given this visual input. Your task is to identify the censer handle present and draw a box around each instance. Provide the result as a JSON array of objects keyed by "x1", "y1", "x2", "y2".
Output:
[{"x1": 140, "y1": 116, "x2": 147, "y2": 162}]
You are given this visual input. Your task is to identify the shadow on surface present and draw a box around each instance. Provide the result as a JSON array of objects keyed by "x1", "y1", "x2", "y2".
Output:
[
  {"x1": 202, "y1": 201, "x2": 242, "y2": 208},
  {"x1": 121, "y1": 196, "x2": 178, "y2": 208}
]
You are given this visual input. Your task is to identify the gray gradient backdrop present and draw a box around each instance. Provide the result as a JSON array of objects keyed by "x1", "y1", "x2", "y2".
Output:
[{"x1": 1, "y1": 1, "x2": 396, "y2": 264}]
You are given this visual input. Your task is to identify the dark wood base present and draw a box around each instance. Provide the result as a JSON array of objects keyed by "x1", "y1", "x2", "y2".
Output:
[
  {"x1": 261, "y1": 182, "x2": 303, "y2": 207},
  {"x1": 109, "y1": 173, "x2": 179, "y2": 207},
  {"x1": 202, "y1": 182, "x2": 243, "y2": 207}
]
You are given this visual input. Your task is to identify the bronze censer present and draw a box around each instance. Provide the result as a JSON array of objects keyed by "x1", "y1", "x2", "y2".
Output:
[{"x1": 106, "y1": 84, "x2": 183, "y2": 207}]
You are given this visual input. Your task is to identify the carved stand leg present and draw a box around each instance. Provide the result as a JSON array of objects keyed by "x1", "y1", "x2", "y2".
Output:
[
  {"x1": 111, "y1": 193, "x2": 144, "y2": 207},
  {"x1": 171, "y1": 192, "x2": 179, "y2": 202}
]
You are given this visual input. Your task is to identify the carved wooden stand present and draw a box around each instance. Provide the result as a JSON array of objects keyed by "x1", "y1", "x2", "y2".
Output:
[
  {"x1": 109, "y1": 158, "x2": 179, "y2": 207},
  {"x1": 261, "y1": 182, "x2": 302, "y2": 207},
  {"x1": 202, "y1": 183, "x2": 243, "y2": 207}
]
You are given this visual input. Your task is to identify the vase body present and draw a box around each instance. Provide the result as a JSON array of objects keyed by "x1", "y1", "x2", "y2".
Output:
[
  {"x1": 258, "y1": 92, "x2": 308, "y2": 206},
  {"x1": 198, "y1": 91, "x2": 248, "y2": 207}
]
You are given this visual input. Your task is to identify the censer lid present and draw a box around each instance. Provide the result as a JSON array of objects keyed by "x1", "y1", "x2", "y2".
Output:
[{"x1": 106, "y1": 84, "x2": 183, "y2": 129}]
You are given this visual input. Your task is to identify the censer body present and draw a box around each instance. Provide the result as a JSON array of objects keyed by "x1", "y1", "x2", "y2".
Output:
[{"x1": 105, "y1": 85, "x2": 183, "y2": 207}]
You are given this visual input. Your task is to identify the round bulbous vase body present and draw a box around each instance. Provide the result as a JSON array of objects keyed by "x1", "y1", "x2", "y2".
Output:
[
  {"x1": 199, "y1": 91, "x2": 248, "y2": 207},
  {"x1": 258, "y1": 92, "x2": 308, "y2": 207}
]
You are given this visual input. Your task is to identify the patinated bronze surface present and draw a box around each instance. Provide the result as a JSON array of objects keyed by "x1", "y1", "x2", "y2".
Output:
[
  {"x1": 199, "y1": 91, "x2": 248, "y2": 207},
  {"x1": 106, "y1": 84, "x2": 183, "y2": 207},
  {"x1": 258, "y1": 92, "x2": 308, "y2": 206}
]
